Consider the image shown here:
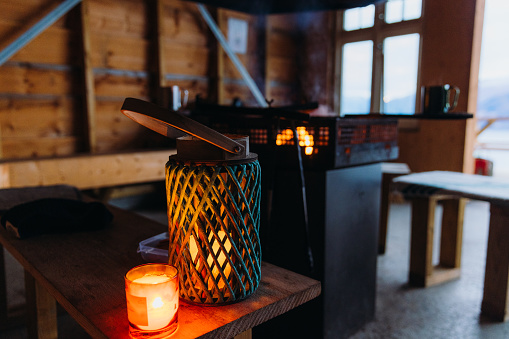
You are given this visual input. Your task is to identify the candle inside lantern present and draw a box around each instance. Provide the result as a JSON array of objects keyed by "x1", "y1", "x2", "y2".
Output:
[
  {"x1": 125, "y1": 264, "x2": 178, "y2": 338},
  {"x1": 189, "y1": 231, "x2": 232, "y2": 289}
]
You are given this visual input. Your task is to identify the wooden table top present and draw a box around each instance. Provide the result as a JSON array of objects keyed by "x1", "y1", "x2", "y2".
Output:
[
  {"x1": 0, "y1": 203, "x2": 321, "y2": 339},
  {"x1": 393, "y1": 170, "x2": 509, "y2": 206}
]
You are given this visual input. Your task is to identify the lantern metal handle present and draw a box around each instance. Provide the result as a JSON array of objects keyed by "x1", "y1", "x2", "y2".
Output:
[{"x1": 120, "y1": 97, "x2": 244, "y2": 155}]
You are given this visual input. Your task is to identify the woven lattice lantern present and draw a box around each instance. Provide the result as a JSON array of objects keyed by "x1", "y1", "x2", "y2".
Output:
[{"x1": 121, "y1": 98, "x2": 261, "y2": 305}]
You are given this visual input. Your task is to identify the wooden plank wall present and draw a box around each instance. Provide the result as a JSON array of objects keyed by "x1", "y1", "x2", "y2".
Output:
[
  {"x1": 265, "y1": 14, "x2": 300, "y2": 106},
  {"x1": 0, "y1": 0, "x2": 483, "y2": 177},
  {"x1": 0, "y1": 0, "x2": 83, "y2": 158},
  {"x1": 216, "y1": 9, "x2": 262, "y2": 106},
  {"x1": 158, "y1": 0, "x2": 211, "y2": 101},
  {"x1": 88, "y1": 0, "x2": 160, "y2": 153},
  {"x1": 0, "y1": 0, "x2": 302, "y2": 161}
]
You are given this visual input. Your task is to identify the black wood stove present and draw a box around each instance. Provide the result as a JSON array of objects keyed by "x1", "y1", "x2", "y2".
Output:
[{"x1": 192, "y1": 104, "x2": 398, "y2": 339}]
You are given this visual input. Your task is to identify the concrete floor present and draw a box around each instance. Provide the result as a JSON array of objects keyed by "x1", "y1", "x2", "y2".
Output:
[
  {"x1": 352, "y1": 200, "x2": 509, "y2": 339},
  {"x1": 1, "y1": 198, "x2": 509, "y2": 338}
]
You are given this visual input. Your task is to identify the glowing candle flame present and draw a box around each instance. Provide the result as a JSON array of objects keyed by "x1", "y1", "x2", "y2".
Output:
[
  {"x1": 152, "y1": 297, "x2": 164, "y2": 308},
  {"x1": 189, "y1": 231, "x2": 232, "y2": 289}
]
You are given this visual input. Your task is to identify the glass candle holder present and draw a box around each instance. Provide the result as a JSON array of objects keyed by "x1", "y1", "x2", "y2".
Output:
[{"x1": 125, "y1": 263, "x2": 179, "y2": 338}]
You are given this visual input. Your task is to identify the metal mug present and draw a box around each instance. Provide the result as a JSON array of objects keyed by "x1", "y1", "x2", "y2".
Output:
[
  {"x1": 171, "y1": 86, "x2": 189, "y2": 112},
  {"x1": 421, "y1": 85, "x2": 460, "y2": 114}
]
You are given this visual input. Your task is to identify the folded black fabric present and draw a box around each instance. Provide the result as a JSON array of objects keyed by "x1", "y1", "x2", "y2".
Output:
[{"x1": 1, "y1": 198, "x2": 113, "y2": 239}]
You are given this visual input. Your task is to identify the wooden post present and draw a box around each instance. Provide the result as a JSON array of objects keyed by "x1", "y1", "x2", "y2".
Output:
[
  {"x1": 369, "y1": 2, "x2": 384, "y2": 114},
  {"x1": 25, "y1": 271, "x2": 57, "y2": 339},
  {"x1": 481, "y1": 204, "x2": 509, "y2": 321},
  {"x1": 80, "y1": 0, "x2": 97, "y2": 153},
  {"x1": 324, "y1": 11, "x2": 336, "y2": 111},
  {"x1": 153, "y1": 0, "x2": 168, "y2": 107},
  {"x1": 464, "y1": 0, "x2": 486, "y2": 174},
  {"x1": 332, "y1": 11, "x2": 341, "y2": 114},
  {"x1": 215, "y1": 8, "x2": 225, "y2": 104},
  {"x1": 264, "y1": 17, "x2": 271, "y2": 101},
  {"x1": 156, "y1": 0, "x2": 166, "y2": 89}
]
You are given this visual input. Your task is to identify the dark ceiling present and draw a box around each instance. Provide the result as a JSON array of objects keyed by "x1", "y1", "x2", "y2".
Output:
[{"x1": 185, "y1": 0, "x2": 385, "y2": 14}]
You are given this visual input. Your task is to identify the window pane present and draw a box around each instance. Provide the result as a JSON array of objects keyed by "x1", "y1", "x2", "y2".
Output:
[
  {"x1": 385, "y1": 0, "x2": 422, "y2": 23},
  {"x1": 385, "y1": 0, "x2": 403, "y2": 23},
  {"x1": 340, "y1": 41, "x2": 373, "y2": 115},
  {"x1": 344, "y1": 8, "x2": 360, "y2": 31},
  {"x1": 360, "y1": 5, "x2": 375, "y2": 28},
  {"x1": 344, "y1": 5, "x2": 375, "y2": 31},
  {"x1": 382, "y1": 34, "x2": 420, "y2": 114},
  {"x1": 404, "y1": 0, "x2": 422, "y2": 20}
]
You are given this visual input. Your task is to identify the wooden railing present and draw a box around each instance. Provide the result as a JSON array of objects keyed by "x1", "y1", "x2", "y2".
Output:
[{"x1": 476, "y1": 117, "x2": 509, "y2": 150}]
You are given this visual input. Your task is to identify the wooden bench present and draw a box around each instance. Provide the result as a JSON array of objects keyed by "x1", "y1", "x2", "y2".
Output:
[
  {"x1": 0, "y1": 201, "x2": 321, "y2": 338},
  {"x1": 0, "y1": 149, "x2": 175, "y2": 329},
  {"x1": 392, "y1": 171, "x2": 509, "y2": 321}
]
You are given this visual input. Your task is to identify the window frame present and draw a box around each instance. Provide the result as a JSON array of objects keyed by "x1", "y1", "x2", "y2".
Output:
[{"x1": 333, "y1": 2, "x2": 424, "y2": 115}]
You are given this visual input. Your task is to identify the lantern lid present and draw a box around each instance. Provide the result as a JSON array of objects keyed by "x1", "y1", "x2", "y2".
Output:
[{"x1": 120, "y1": 98, "x2": 248, "y2": 160}]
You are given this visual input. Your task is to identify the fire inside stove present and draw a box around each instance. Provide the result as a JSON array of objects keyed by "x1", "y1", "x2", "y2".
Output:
[
  {"x1": 274, "y1": 125, "x2": 334, "y2": 156},
  {"x1": 275, "y1": 127, "x2": 322, "y2": 155}
]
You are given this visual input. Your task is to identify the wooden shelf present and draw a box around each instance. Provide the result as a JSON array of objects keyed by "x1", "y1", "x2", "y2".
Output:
[{"x1": 345, "y1": 113, "x2": 473, "y2": 120}]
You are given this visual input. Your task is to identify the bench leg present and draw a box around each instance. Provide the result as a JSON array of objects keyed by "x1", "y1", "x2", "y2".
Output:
[
  {"x1": 409, "y1": 196, "x2": 436, "y2": 286},
  {"x1": 409, "y1": 196, "x2": 462, "y2": 287},
  {"x1": 378, "y1": 173, "x2": 396, "y2": 254},
  {"x1": 481, "y1": 204, "x2": 509, "y2": 321},
  {"x1": 439, "y1": 198, "x2": 466, "y2": 268},
  {"x1": 0, "y1": 245, "x2": 7, "y2": 327},
  {"x1": 25, "y1": 271, "x2": 58, "y2": 339}
]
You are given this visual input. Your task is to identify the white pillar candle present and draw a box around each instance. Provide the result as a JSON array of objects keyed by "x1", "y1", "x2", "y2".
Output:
[{"x1": 125, "y1": 264, "x2": 178, "y2": 336}]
